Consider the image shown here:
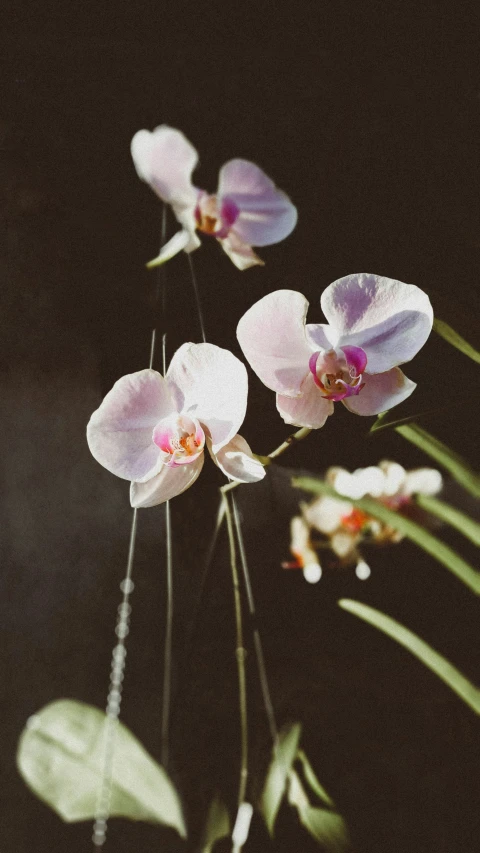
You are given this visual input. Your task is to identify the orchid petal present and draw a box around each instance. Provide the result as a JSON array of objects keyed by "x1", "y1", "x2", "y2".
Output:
[
  {"x1": 209, "y1": 434, "x2": 266, "y2": 483},
  {"x1": 305, "y1": 324, "x2": 335, "y2": 351},
  {"x1": 276, "y1": 373, "x2": 334, "y2": 428},
  {"x1": 146, "y1": 228, "x2": 199, "y2": 269},
  {"x1": 217, "y1": 159, "x2": 297, "y2": 246},
  {"x1": 87, "y1": 369, "x2": 175, "y2": 482},
  {"x1": 320, "y1": 274, "x2": 433, "y2": 373},
  {"x1": 303, "y1": 496, "x2": 352, "y2": 534},
  {"x1": 237, "y1": 290, "x2": 312, "y2": 396},
  {"x1": 131, "y1": 126, "x2": 199, "y2": 212},
  {"x1": 403, "y1": 468, "x2": 443, "y2": 496},
  {"x1": 220, "y1": 231, "x2": 265, "y2": 270},
  {"x1": 342, "y1": 368, "x2": 416, "y2": 416},
  {"x1": 130, "y1": 454, "x2": 204, "y2": 508},
  {"x1": 166, "y1": 343, "x2": 248, "y2": 453}
]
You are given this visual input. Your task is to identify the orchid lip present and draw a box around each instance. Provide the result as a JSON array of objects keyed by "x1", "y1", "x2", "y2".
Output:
[
  {"x1": 152, "y1": 414, "x2": 205, "y2": 466},
  {"x1": 309, "y1": 347, "x2": 366, "y2": 401}
]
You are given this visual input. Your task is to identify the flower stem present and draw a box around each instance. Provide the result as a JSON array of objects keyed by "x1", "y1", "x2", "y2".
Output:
[
  {"x1": 232, "y1": 496, "x2": 278, "y2": 744},
  {"x1": 222, "y1": 492, "x2": 249, "y2": 807}
]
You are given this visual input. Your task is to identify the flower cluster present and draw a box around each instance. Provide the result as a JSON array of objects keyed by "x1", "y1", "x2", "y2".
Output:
[
  {"x1": 285, "y1": 462, "x2": 443, "y2": 582},
  {"x1": 87, "y1": 126, "x2": 435, "y2": 511}
]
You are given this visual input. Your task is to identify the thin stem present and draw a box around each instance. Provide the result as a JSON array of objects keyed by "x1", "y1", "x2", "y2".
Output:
[
  {"x1": 161, "y1": 499, "x2": 173, "y2": 769},
  {"x1": 187, "y1": 253, "x2": 207, "y2": 343},
  {"x1": 231, "y1": 496, "x2": 278, "y2": 744},
  {"x1": 222, "y1": 492, "x2": 249, "y2": 807}
]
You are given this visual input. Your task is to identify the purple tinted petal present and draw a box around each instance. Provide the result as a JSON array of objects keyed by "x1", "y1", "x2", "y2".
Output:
[
  {"x1": 305, "y1": 323, "x2": 335, "y2": 351},
  {"x1": 341, "y1": 345, "x2": 367, "y2": 375},
  {"x1": 209, "y1": 434, "x2": 266, "y2": 483},
  {"x1": 308, "y1": 351, "x2": 324, "y2": 389},
  {"x1": 321, "y1": 273, "x2": 433, "y2": 373},
  {"x1": 276, "y1": 373, "x2": 334, "y2": 429},
  {"x1": 220, "y1": 196, "x2": 240, "y2": 228},
  {"x1": 87, "y1": 369, "x2": 176, "y2": 482},
  {"x1": 131, "y1": 125, "x2": 199, "y2": 211},
  {"x1": 219, "y1": 231, "x2": 264, "y2": 269},
  {"x1": 130, "y1": 454, "x2": 204, "y2": 508},
  {"x1": 217, "y1": 159, "x2": 297, "y2": 246},
  {"x1": 237, "y1": 290, "x2": 312, "y2": 396},
  {"x1": 166, "y1": 342, "x2": 248, "y2": 453},
  {"x1": 342, "y1": 368, "x2": 416, "y2": 416}
]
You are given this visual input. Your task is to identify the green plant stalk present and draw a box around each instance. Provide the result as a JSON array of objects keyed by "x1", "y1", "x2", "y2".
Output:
[
  {"x1": 395, "y1": 423, "x2": 480, "y2": 499},
  {"x1": 339, "y1": 599, "x2": 480, "y2": 715},
  {"x1": 221, "y1": 491, "x2": 249, "y2": 808},
  {"x1": 292, "y1": 477, "x2": 480, "y2": 595},
  {"x1": 416, "y1": 494, "x2": 480, "y2": 547}
]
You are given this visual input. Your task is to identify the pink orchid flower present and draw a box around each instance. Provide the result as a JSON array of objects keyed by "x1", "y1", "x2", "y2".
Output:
[
  {"x1": 237, "y1": 273, "x2": 433, "y2": 427},
  {"x1": 87, "y1": 343, "x2": 265, "y2": 508},
  {"x1": 131, "y1": 125, "x2": 297, "y2": 270}
]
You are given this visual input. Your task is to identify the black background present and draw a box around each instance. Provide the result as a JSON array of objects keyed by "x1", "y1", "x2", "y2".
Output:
[{"x1": 1, "y1": 2, "x2": 479, "y2": 851}]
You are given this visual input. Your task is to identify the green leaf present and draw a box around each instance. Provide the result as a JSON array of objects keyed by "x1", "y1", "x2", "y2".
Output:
[
  {"x1": 288, "y1": 770, "x2": 350, "y2": 852},
  {"x1": 395, "y1": 423, "x2": 480, "y2": 499},
  {"x1": 260, "y1": 722, "x2": 302, "y2": 836},
  {"x1": 416, "y1": 494, "x2": 480, "y2": 547},
  {"x1": 292, "y1": 477, "x2": 480, "y2": 596},
  {"x1": 433, "y1": 318, "x2": 480, "y2": 365},
  {"x1": 369, "y1": 407, "x2": 443, "y2": 434},
  {"x1": 17, "y1": 699, "x2": 187, "y2": 836},
  {"x1": 201, "y1": 795, "x2": 230, "y2": 853},
  {"x1": 339, "y1": 600, "x2": 480, "y2": 716},
  {"x1": 296, "y1": 749, "x2": 335, "y2": 808}
]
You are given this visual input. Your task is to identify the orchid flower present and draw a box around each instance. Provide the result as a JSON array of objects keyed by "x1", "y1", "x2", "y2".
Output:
[
  {"x1": 287, "y1": 461, "x2": 443, "y2": 578},
  {"x1": 237, "y1": 274, "x2": 433, "y2": 427},
  {"x1": 87, "y1": 343, "x2": 265, "y2": 508},
  {"x1": 131, "y1": 125, "x2": 297, "y2": 270}
]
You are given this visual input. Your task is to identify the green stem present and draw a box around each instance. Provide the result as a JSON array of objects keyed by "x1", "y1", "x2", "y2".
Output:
[
  {"x1": 339, "y1": 599, "x2": 480, "y2": 715},
  {"x1": 222, "y1": 492, "x2": 249, "y2": 806}
]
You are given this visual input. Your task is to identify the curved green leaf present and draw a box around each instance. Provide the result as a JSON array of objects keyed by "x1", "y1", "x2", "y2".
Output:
[
  {"x1": 201, "y1": 795, "x2": 230, "y2": 853},
  {"x1": 416, "y1": 494, "x2": 480, "y2": 547},
  {"x1": 288, "y1": 770, "x2": 349, "y2": 852},
  {"x1": 296, "y1": 749, "x2": 335, "y2": 808},
  {"x1": 433, "y1": 318, "x2": 480, "y2": 365},
  {"x1": 260, "y1": 722, "x2": 302, "y2": 836},
  {"x1": 395, "y1": 424, "x2": 480, "y2": 499},
  {"x1": 292, "y1": 477, "x2": 480, "y2": 595},
  {"x1": 17, "y1": 699, "x2": 186, "y2": 836},
  {"x1": 339, "y1": 600, "x2": 480, "y2": 715}
]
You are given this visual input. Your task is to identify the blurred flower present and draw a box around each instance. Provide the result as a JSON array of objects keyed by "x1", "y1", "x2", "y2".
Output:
[
  {"x1": 285, "y1": 461, "x2": 442, "y2": 579},
  {"x1": 131, "y1": 125, "x2": 297, "y2": 270},
  {"x1": 237, "y1": 274, "x2": 433, "y2": 427},
  {"x1": 87, "y1": 343, "x2": 265, "y2": 508}
]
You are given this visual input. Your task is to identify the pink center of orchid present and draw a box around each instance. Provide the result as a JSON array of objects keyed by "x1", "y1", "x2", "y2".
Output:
[
  {"x1": 309, "y1": 346, "x2": 367, "y2": 402},
  {"x1": 194, "y1": 192, "x2": 239, "y2": 239},
  {"x1": 152, "y1": 413, "x2": 205, "y2": 468}
]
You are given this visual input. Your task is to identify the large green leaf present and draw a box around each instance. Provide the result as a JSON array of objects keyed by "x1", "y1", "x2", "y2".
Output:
[
  {"x1": 288, "y1": 769, "x2": 349, "y2": 852},
  {"x1": 339, "y1": 600, "x2": 480, "y2": 716},
  {"x1": 260, "y1": 722, "x2": 302, "y2": 836},
  {"x1": 292, "y1": 477, "x2": 480, "y2": 595},
  {"x1": 17, "y1": 699, "x2": 187, "y2": 836},
  {"x1": 433, "y1": 318, "x2": 480, "y2": 365},
  {"x1": 416, "y1": 494, "x2": 480, "y2": 547},
  {"x1": 395, "y1": 424, "x2": 480, "y2": 499},
  {"x1": 201, "y1": 795, "x2": 230, "y2": 853}
]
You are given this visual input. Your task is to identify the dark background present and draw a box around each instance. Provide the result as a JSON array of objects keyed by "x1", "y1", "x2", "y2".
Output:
[{"x1": 1, "y1": 2, "x2": 479, "y2": 851}]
